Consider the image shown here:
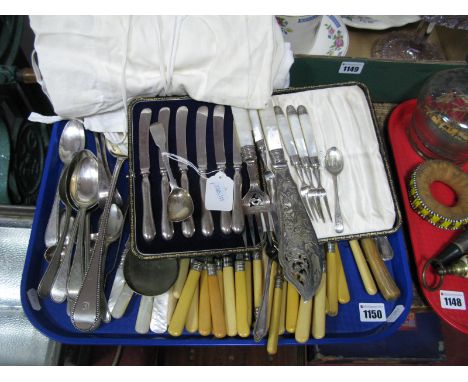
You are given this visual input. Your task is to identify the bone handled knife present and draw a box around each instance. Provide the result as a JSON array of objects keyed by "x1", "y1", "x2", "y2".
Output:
[
  {"x1": 231, "y1": 127, "x2": 244, "y2": 234},
  {"x1": 259, "y1": 103, "x2": 324, "y2": 300},
  {"x1": 176, "y1": 106, "x2": 195, "y2": 238},
  {"x1": 139, "y1": 108, "x2": 156, "y2": 241},
  {"x1": 158, "y1": 107, "x2": 174, "y2": 240},
  {"x1": 196, "y1": 106, "x2": 214, "y2": 237},
  {"x1": 213, "y1": 105, "x2": 231, "y2": 235}
]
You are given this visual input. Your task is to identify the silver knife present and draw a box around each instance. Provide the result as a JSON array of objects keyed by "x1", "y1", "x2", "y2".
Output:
[
  {"x1": 139, "y1": 108, "x2": 156, "y2": 241},
  {"x1": 196, "y1": 106, "x2": 214, "y2": 237},
  {"x1": 259, "y1": 103, "x2": 324, "y2": 301},
  {"x1": 231, "y1": 128, "x2": 244, "y2": 234},
  {"x1": 158, "y1": 107, "x2": 174, "y2": 240},
  {"x1": 213, "y1": 105, "x2": 231, "y2": 235},
  {"x1": 176, "y1": 106, "x2": 195, "y2": 238},
  {"x1": 275, "y1": 106, "x2": 319, "y2": 222}
]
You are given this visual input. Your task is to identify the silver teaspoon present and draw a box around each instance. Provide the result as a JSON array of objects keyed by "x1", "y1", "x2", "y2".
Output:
[
  {"x1": 324, "y1": 147, "x2": 344, "y2": 233},
  {"x1": 149, "y1": 122, "x2": 194, "y2": 222}
]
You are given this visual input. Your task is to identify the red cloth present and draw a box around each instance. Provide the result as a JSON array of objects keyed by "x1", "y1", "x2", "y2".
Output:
[{"x1": 388, "y1": 99, "x2": 468, "y2": 334}]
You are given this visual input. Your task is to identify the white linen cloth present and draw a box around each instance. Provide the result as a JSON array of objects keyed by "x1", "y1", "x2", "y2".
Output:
[
  {"x1": 29, "y1": 15, "x2": 293, "y2": 134},
  {"x1": 268, "y1": 86, "x2": 396, "y2": 239}
]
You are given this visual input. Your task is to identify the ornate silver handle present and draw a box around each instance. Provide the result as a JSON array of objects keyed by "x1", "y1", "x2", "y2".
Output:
[
  {"x1": 270, "y1": 149, "x2": 324, "y2": 301},
  {"x1": 180, "y1": 170, "x2": 195, "y2": 238},
  {"x1": 160, "y1": 173, "x2": 174, "y2": 240},
  {"x1": 199, "y1": 174, "x2": 214, "y2": 237},
  {"x1": 231, "y1": 167, "x2": 244, "y2": 234},
  {"x1": 71, "y1": 156, "x2": 125, "y2": 332},
  {"x1": 141, "y1": 173, "x2": 156, "y2": 241},
  {"x1": 37, "y1": 206, "x2": 72, "y2": 299},
  {"x1": 242, "y1": 146, "x2": 261, "y2": 189},
  {"x1": 332, "y1": 174, "x2": 344, "y2": 233}
]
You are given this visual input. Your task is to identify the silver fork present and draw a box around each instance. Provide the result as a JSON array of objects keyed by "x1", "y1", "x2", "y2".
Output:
[
  {"x1": 307, "y1": 156, "x2": 332, "y2": 221},
  {"x1": 294, "y1": 105, "x2": 332, "y2": 222},
  {"x1": 290, "y1": 155, "x2": 319, "y2": 222}
]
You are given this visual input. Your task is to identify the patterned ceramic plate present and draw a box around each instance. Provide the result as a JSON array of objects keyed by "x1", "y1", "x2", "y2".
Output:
[
  {"x1": 341, "y1": 15, "x2": 421, "y2": 30},
  {"x1": 309, "y1": 15, "x2": 349, "y2": 56}
]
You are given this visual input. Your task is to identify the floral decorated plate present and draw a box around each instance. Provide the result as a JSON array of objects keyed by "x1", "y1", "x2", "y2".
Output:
[
  {"x1": 309, "y1": 15, "x2": 349, "y2": 56},
  {"x1": 341, "y1": 16, "x2": 421, "y2": 30}
]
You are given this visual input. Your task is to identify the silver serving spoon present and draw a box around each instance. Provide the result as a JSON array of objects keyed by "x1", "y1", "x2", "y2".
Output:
[
  {"x1": 71, "y1": 135, "x2": 127, "y2": 331},
  {"x1": 51, "y1": 151, "x2": 99, "y2": 303},
  {"x1": 149, "y1": 122, "x2": 194, "y2": 222},
  {"x1": 45, "y1": 120, "x2": 85, "y2": 248},
  {"x1": 325, "y1": 147, "x2": 344, "y2": 233}
]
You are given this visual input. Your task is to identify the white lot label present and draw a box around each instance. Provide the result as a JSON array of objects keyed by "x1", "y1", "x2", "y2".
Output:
[
  {"x1": 359, "y1": 303, "x2": 386, "y2": 322},
  {"x1": 440, "y1": 290, "x2": 466, "y2": 310},
  {"x1": 205, "y1": 171, "x2": 234, "y2": 211},
  {"x1": 339, "y1": 61, "x2": 365, "y2": 74}
]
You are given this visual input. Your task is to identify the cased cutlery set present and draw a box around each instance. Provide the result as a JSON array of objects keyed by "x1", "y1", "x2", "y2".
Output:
[{"x1": 32, "y1": 85, "x2": 408, "y2": 353}]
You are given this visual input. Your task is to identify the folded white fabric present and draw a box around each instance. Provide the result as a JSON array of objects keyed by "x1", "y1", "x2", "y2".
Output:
[
  {"x1": 269, "y1": 85, "x2": 396, "y2": 239},
  {"x1": 29, "y1": 15, "x2": 293, "y2": 133}
]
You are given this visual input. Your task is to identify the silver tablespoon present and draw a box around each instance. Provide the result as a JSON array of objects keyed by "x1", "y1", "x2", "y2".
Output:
[
  {"x1": 51, "y1": 150, "x2": 99, "y2": 303},
  {"x1": 324, "y1": 147, "x2": 344, "y2": 233},
  {"x1": 45, "y1": 120, "x2": 85, "y2": 248},
  {"x1": 149, "y1": 122, "x2": 194, "y2": 222},
  {"x1": 71, "y1": 135, "x2": 127, "y2": 331}
]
